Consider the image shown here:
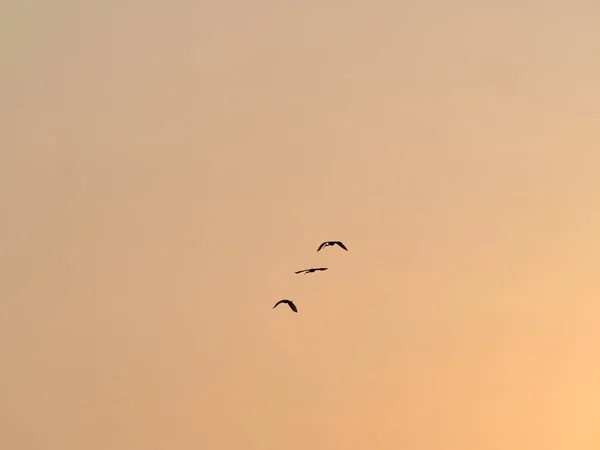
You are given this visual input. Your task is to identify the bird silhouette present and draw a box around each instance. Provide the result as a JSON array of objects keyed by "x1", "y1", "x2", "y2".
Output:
[
  {"x1": 295, "y1": 267, "x2": 328, "y2": 274},
  {"x1": 273, "y1": 299, "x2": 298, "y2": 313},
  {"x1": 317, "y1": 241, "x2": 348, "y2": 252}
]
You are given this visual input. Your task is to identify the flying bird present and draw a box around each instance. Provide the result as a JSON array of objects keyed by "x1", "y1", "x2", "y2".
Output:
[
  {"x1": 295, "y1": 267, "x2": 328, "y2": 275},
  {"x1": 273, "y1": 299, "x2": 298, "y2": 313},
  {"x1": 317, "y1": 241, "x2": 348, "y2": 252}
]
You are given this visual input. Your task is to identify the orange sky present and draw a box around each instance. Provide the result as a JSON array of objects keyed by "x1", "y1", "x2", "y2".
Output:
[{"x1": 2, "y1": 1, "x2": 600, "y2": 449}]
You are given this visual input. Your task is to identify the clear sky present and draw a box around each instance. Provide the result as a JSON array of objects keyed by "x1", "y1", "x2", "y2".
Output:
[{"x1": 2, "y1": 1, "x2": 600, "y2": 449}]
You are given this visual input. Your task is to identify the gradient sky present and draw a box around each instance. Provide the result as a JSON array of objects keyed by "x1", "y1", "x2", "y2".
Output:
[{"x1": 2, "y1": 1, "x2": 600, "y2": 449}]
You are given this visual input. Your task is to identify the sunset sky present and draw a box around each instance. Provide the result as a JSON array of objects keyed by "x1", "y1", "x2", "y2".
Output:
[{"x1": 2, "y1": 1, "x2": 600, "y2": 449}]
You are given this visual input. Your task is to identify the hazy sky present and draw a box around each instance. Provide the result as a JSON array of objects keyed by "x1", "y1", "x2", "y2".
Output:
[{"x1": 2, "y1": 1, "x2": 600, "y2": 449}]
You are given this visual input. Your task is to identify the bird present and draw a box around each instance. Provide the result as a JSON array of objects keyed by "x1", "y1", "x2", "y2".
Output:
[
  {"x1": 295, "y1": 267, "x2": 328, "y2": 275},
  {"x1": 317, "y1": 241, "x2": 348, "y2": 252},
  {"x1": 273, "y1": 299, "x2": 298, "y2": 313}
]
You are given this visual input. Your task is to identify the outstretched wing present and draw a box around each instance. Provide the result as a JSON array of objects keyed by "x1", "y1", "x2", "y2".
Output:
[
  {"x1": 334, "y1": 241, "x2": 348, "y2": 251},
  {"x1": 295, "y1": 269, "x2": 307, "y2": 274},
  {"x1": 317, "y1": 242, "x2": 327, "y2": 252},
  {"x1": 288, "y1": 301, "x2": 298, "y2": 313},
  {"x1": 316, "y1": 268, "x2": 328, "y2": 271},
  {"x1": 273, "y1": 300, "x2": 288, "y2": 308}
]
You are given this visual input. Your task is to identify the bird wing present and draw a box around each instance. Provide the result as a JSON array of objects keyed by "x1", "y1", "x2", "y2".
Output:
[
  {"x1": 334, "y1": 241, "x2": 348, "y2": 251},
  {"x1": 317, "y1": 242, "x2": 328, "y2": 251},
  {"x1": 316, "y1": 268, "x2": 328, "y2": 271},
  {"x1": 273, "y1": 300, "x2": 288, "y2": 308},
  {"x1": 295, "y1": 269, "x2": 307, "y2": 274},
  {"x1": 288, "y1": 301, "x2": 298, "y2": 312}
]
